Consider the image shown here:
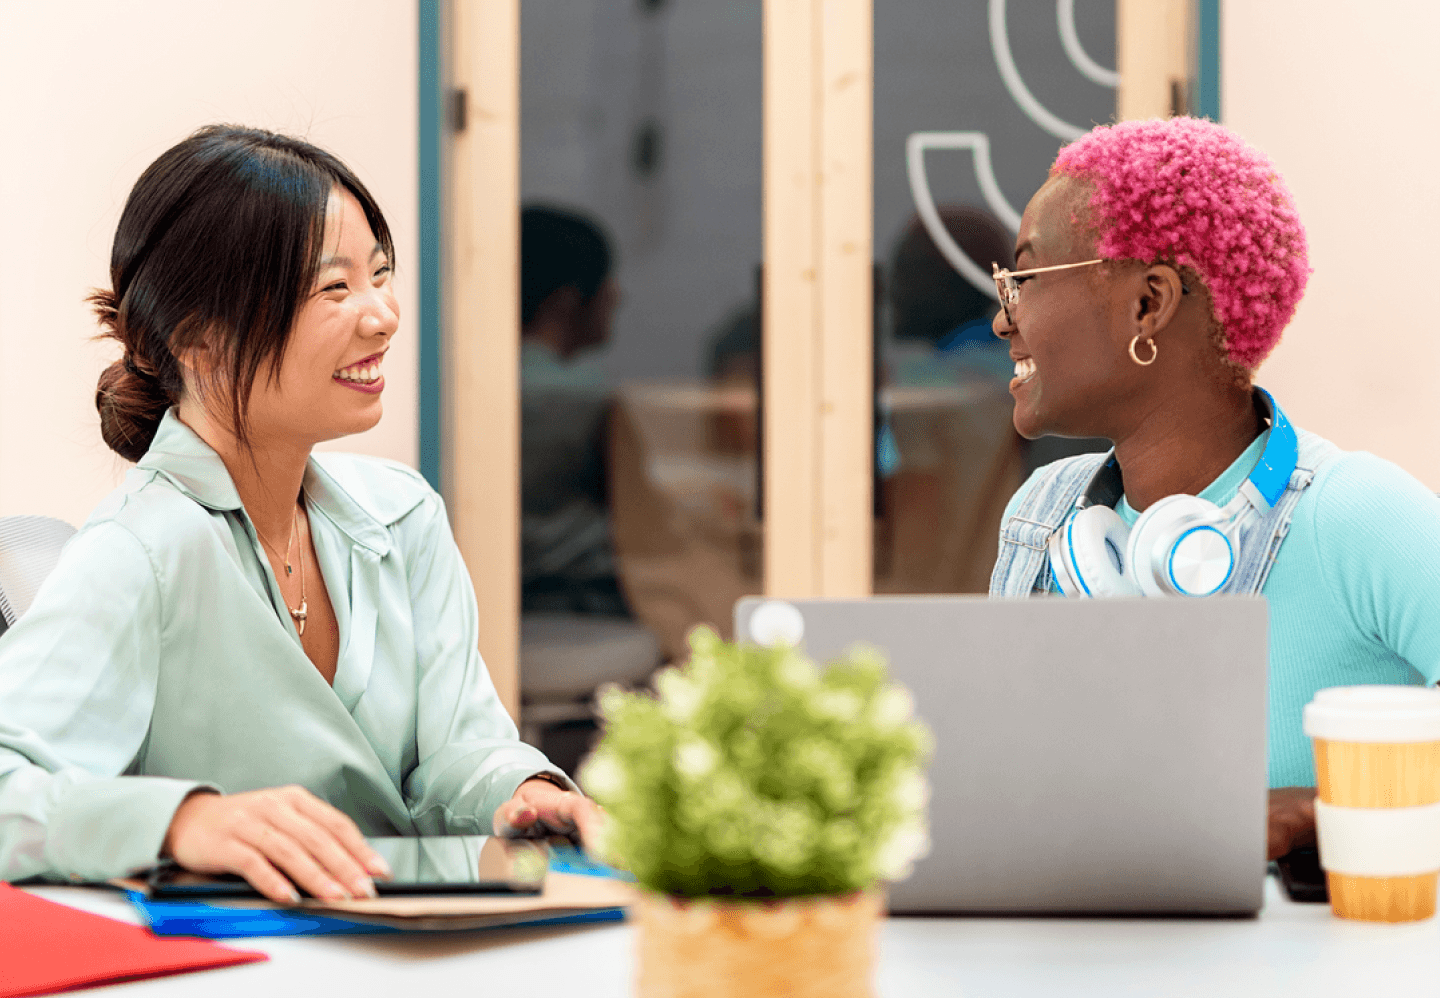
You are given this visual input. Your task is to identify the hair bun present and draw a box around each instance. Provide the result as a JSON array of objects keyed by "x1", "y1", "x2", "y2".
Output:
[
  {"x1": 96, "y1": 356, "x2": 170, "y2": 463},
  {"x1": 121, "y1": 355, "x2": 159, "y2": 382}
]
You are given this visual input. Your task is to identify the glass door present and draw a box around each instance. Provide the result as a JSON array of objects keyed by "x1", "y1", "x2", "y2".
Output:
[{"x1": 516, "y1": 0, "x2": 763, "y2": 768}]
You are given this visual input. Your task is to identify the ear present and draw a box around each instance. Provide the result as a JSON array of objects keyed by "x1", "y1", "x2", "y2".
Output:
[
  {"x1": 171, "y1": 333, "x2": 236, "y2": 406},
  {"x1": 172, "y1": 338, "x2": 216, "y2": 383},
  {"x1": 577, "y1": 279, "x2": 619, "y2": 344},
  {"x1": 1131, "y1": 264, "x2": 1186, "y2": 340},
  {"x1": 534, "y1": 285, "x2": 584, "y2": 329}
]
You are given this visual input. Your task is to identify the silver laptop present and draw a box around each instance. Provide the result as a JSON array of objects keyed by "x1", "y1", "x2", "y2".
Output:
[{"x1": 734, "y1": 596, "x2": 1270, "y2": 916}]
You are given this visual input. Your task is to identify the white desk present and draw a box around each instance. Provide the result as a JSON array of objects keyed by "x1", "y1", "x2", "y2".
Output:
[{"x1": 24, "y1": 879, "x2": 1434, "y2": 996}]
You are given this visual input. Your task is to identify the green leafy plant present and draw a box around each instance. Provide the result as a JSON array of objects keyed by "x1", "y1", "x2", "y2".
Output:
[{"x1": 580, "y1": 626, "x2": 932, "y2": 898}]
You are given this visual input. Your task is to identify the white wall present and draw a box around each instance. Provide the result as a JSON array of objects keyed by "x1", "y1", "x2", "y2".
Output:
[
  {"x1": 1224, "y1": 0, "x2": 1440, "y2": 489},
  {"x1": 0, "y1": 1, "x2": 419, "y2": 526}
]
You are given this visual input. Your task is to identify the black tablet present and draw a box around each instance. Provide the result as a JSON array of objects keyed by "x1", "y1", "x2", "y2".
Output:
[{"x1": 147, "y1": 835, "x2": 548, "y2": 898}]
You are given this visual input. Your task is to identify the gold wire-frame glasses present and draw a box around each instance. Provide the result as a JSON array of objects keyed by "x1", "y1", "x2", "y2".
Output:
[
  {"x1": 991, "y1": 259, "x2": 1190, "y2": 326},
  {"x1": 991, "y1": 259, "x2": 1104, "y2": 325}
]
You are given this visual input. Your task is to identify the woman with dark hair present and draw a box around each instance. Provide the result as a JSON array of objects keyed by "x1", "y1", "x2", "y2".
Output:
[
  {"x1": 988, "y1": 117, "x2": 1440, "y2": 860},
  {"x1": 0, "y1": 125, "x2": 597, "y2": 902}
]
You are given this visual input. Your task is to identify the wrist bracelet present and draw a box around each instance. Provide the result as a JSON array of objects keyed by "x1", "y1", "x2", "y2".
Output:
[{"x1": 522, "y1": 771, "x2": 575, "y2": 794}]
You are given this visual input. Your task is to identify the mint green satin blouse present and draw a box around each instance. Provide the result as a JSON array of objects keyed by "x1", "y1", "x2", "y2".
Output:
[{"x1": 0, "y1": 410, "x2": 567, "y2": 882}]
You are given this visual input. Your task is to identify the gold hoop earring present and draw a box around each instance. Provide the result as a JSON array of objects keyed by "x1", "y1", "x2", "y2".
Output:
[{"x1": 1129, "y1": 335, "x2": 1158, "y2": 366}]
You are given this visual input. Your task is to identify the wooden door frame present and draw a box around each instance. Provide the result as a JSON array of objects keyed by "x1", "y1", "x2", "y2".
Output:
[
  {"x1": 443, "y1": 0, "x2": 522, "y2": 719},
  {"x1": 762, "y1": 0, "x2": 875, "y2": 600}
]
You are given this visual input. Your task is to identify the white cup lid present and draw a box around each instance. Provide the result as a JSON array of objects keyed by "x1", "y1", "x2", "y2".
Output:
[{"x1": 1303, "y1": 685, "x2": 1440, "y2": 743}]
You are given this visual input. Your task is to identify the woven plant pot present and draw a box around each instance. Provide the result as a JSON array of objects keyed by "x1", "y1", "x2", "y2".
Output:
[{"x1": 634, "y1": 889, "x2": 883, "y2": 998}]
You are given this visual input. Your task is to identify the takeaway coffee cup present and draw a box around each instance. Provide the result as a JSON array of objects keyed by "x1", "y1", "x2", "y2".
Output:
[{"x1": 1303, "y1": 686, "x2": 1440, "y2": 922}]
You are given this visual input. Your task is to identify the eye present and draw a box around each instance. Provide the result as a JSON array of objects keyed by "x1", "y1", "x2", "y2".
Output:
[
  {"x1": 1012, "y1": 275, "x2": 1035, "y2": 287},
  {"x1": 321, "y1": 280, "x2": 348, "y2": 294},
  {"x1": 373, "y1": 263, "x2": 392, "y2": 281}
]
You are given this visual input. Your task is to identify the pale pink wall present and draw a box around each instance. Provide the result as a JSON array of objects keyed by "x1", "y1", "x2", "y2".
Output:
[
  {"x1": 0, "y1": 1, "x2": 419, "y2": 526},
  {"x1": 1223, "y1": 1, "x2": 1440, "y2": 489}
]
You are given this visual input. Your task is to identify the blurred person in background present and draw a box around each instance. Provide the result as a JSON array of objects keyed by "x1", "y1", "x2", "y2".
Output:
[
  {"x1": 519, "y1": 205, "x2": 629, "y2": 618},
  {"x1": 873, "y1": 207, "x2": 1028, "y2": 594},
  {"x1": 886, "y1": 204, "x2": 1014, "y2": 379}
]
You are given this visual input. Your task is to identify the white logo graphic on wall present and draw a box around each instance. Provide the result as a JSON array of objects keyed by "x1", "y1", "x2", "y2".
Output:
[{"x1": 906, "y1": 0, "x2": 1118, "y2": 298}]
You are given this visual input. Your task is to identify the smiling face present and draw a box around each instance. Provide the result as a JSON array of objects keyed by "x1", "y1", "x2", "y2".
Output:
[
  {"x1": 242, "y1": 188, "x2": 399, "y2": 448},
  {"x1": 993, "y1": 176, "x2": 1150, "y2": 441}
]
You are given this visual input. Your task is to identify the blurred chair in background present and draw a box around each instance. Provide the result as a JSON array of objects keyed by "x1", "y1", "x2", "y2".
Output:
[
  {"x1": 518, "y1": 613, "x2": 660, "y2": 748},
  {"x1": 0, "y1": 516, "x2": 77, "y2": 638},
  {"x1": 608, "y1": 382, "x2": 760, "y2": 665}
]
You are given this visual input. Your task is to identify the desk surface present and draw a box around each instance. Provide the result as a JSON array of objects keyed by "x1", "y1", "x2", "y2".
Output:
[{"x1": 23, "y1": 879, "x2": 1435, "y2": 997}]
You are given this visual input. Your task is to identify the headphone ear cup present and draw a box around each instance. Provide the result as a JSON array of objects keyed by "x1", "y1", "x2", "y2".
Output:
[
  {"x1": 1126, "y1": 495, "x2": 1232, "y2": 597},
  {"x1": 1049, "y1": 506, "x2": 1141, "y2": 598}
]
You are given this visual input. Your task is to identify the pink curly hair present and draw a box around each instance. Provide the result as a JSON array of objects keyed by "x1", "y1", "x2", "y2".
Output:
[{"x1": 1052, "y1": 117, "x2": 1309, "y2": 370}]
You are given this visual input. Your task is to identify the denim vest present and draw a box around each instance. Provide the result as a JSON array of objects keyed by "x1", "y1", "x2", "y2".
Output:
[{"x1": 989, "y1": 428, "x2": 1341, "y2": 597}]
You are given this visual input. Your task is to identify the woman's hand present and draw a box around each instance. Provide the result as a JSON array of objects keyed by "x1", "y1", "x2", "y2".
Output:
[
  {"x1": 493, "y1": 777, "x2": 604, "y2": 850},
  {"x1": 1268, "y1": 786, "x2": 1318, "y2": 861},
  {"x1": 162, "y1": 786, "x2": 392, "y2": 904}
]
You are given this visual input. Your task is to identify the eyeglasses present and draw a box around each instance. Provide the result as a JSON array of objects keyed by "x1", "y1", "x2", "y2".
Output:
[
  {"x1": 991, "y1": 259, "x2": 1191, "y2": 327},
  {"x1": 991, "y1": 259, "x2": 1104, "y2": 325}
]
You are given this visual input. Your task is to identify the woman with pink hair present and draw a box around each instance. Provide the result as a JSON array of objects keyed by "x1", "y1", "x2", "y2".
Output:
[{"x1": 988, "y1": 117, "x2": 1440, "y2": 861}]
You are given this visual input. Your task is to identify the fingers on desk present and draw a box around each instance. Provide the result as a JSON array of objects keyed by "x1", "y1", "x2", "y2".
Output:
[
  {"x1": 257, "y1": 806, "x2": 375, "y2": 902},
  {"x1": 178, "y1": 786, "x2": 389, "y2": 904}
]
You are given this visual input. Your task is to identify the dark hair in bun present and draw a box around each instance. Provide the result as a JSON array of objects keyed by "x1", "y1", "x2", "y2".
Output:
[{"x1": 92, "y1": 124, "x2": 394, "y2": 462}]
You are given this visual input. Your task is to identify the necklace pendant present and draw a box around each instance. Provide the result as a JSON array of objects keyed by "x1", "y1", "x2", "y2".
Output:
[
  {"x1": 285, "y1": 561, "x2": 293, "y2": 577},
  {"x1": 291, "y1": 600, "x2": 307, "y2": 637}
]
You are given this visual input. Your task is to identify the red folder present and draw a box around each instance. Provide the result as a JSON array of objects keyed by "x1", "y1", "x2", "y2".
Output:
[{"x1": 0, "y1": 884, "x2": 267, "y2": 997}]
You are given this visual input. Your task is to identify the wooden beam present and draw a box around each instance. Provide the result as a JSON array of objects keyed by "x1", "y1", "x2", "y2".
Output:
[
  {"x1": 762, "y1": 0, "x2": 821, "y2": 597},
  {"x1": 817, "y1": 0, "x2": 874, "y2": 595},
  {"x1": 763, "y1": 0, "x2": 873, "y2": 599},
  {"x1": 1116, "y1": 0, "x2": 1193, "y2": 121},
  {"x1": 446, "y1": 0, "x2": 521, "y2": 719}
]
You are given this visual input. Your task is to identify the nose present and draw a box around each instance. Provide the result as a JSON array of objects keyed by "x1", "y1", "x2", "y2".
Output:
[
  {"x1": 992, "y1": 304, "x2": 1015, "y2": 339},
  {"x1": 363, "y1": 287, "x2": 400, "y2": 340}
]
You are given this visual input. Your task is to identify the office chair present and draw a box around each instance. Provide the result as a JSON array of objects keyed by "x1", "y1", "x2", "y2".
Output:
[
  {"x1": 519, "y1": 613, "x2": 662, "y2": 748},
  {"x1": 0, "y1": 516, "x2": 77, "y2": 637}
]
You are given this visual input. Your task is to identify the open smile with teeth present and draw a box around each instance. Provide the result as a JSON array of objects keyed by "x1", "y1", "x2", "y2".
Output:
[
  {"x1": 335, "y1": 358, "x2": 383, "y2": 384},
  {"x1": 1013, "y1": 357, "x2": 1036, "y2": 384}
]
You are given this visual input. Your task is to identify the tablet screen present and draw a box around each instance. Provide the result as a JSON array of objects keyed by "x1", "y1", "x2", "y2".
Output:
[{"x1": 148, "y1": 835, "x2": 549, "y2": 898}]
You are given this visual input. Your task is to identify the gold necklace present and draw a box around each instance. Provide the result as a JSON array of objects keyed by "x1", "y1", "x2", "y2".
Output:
[{"x1": 255, "y1": 503, "x2": 308, "y2": 636}]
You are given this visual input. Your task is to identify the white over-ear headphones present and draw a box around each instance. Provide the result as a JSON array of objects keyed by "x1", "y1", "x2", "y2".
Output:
[{"x1": 1048, "y1": 389, "x2": 1297, "y2": 598}]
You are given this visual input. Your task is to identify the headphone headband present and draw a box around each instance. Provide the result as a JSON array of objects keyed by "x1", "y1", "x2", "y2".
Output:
[{"x1": 1246, "y1": 388, "x2": 1297, "y2": 509}]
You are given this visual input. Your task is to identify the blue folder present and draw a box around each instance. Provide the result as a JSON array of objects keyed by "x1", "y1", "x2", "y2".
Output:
[{"x1": 131, "y1": 847, "x2": 630, "y2": 938}]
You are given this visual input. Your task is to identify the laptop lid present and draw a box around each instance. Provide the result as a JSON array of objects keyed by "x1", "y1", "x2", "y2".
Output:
[{"x1": 734, "y1": 595, "x2": 1269, "y2": 915}]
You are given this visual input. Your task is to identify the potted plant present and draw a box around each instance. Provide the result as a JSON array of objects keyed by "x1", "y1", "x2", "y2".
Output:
[{"x1": 579, "y1": 625, "x2": 932, "y2": 998}]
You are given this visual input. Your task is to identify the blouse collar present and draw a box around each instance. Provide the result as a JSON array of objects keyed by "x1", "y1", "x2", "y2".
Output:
[{"x1": 137, "y1": 409, "x2": 394, "y2": 557}]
